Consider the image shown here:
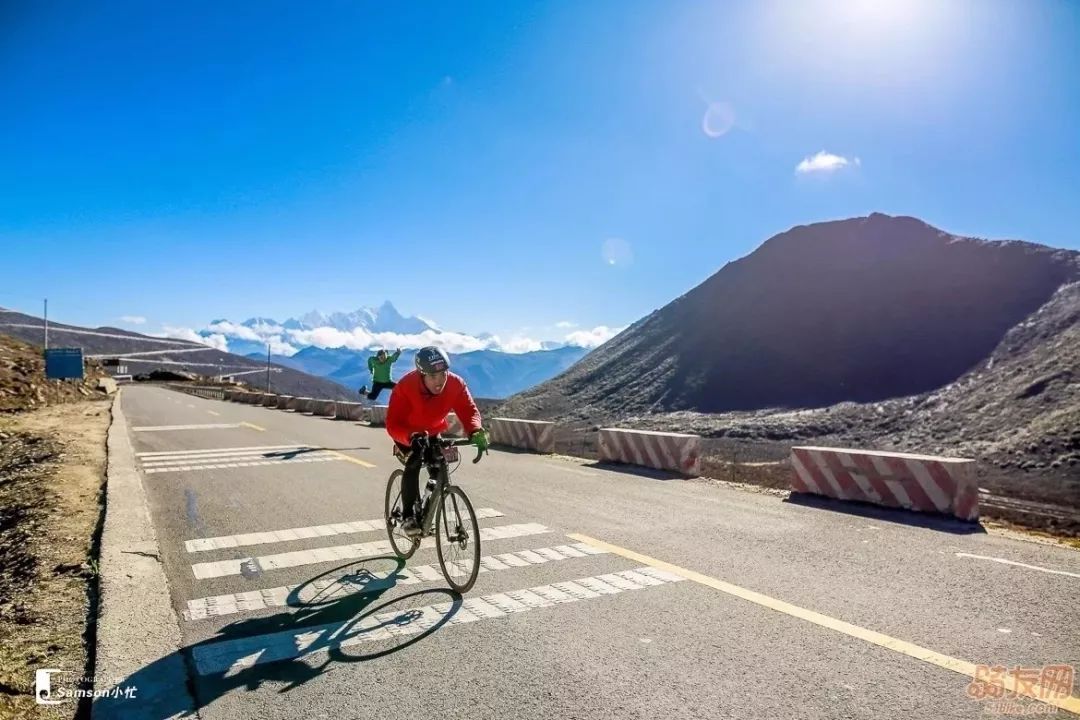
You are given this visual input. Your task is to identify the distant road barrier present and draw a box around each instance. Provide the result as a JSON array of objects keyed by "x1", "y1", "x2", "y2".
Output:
[
  {"x1": 335, "y1": 402, "x2": 364, "y2": 421},
  {"x1": 260, "y1": 393, "x2": 279, "y2": 408},
  {"x1": 490, "y1": 418, "x2": 555, "y2": 454},
  {"x1": 790, "y1": 446, "x2": 979, "y2": 521},
  {"x1": 599, "y1": 428, "x2": 701, "y2": 476},
  {"x1": 312, "y1": 399, "x2": 336, "y2": 417},
  {"x1": 297, "y1": 397, "x2": 316, "y2": 414},
  {"x1": 286, "y1": 396, "x2": 304, "y2": 411},
  {"x1": 276, "y1": 395, "x2": 293, "y2": 410},
  {"x1": 368, "y1": 405, "x2": 389, "y2": 426}
]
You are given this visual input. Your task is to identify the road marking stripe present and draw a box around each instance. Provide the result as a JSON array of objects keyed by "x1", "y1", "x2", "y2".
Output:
[
  {"x1": 133, "y1": 423, "x2": 248, "y2": 432},
  {"x1": 142, "y1": 450, "x2": 333, "y2": 466},
  {"x1": 137, "y1": 445, "x2": 305, "y2": 458},
  {"x1": 207, "y1": 411, "x2": 220, "y2": 416},
  {"x1": 144, "y1": 457, "x2": 341, "y2": 474},
  {"x1": 322, "y1": 449, "x2": 376, "y2": 469},
  {"x1": 569, "y1": 533, "x2": 1080, "y2": 716},
  {"x1": 191, "y1": 523, "x2": 551, "y2": 579},
  {"x1": 183, "y1": 541, "x2": 607, "y2": 620},
  {"x1": 184, "y1": 508, "x2": 506, "y2": 553},
  {"x1": 240, "y1": 422, "x2": 265, "y2": 432},
  {"x1": 190, "y1": 565, "x2": 681, "y2": 675},
  {"x1": 955, "y1": 552, "x2": 1080, "y2": 580}
]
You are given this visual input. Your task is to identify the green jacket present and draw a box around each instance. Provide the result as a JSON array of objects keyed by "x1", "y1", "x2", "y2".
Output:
[{"x1": 368, "y1": 350, "x2": 401, "y2": 384}]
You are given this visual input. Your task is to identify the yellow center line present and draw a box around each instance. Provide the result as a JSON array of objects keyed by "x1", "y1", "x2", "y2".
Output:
[
  {"x1": 324, "y1": 449, "x2": 376, "y2": 469},
  {"x1": 240, "y1": 422, "x2": 265, "y2": 432},
  {"x1": 567, "y1": 533, "x2": 1080, "y2": 716}
]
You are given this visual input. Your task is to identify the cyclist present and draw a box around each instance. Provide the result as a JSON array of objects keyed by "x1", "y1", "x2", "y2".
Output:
[
  {"x1": 386, "y1": 346, "x2": 490, "y2": 536},
  {"x1": 359, "y1": 348, "x2": 401, "y2": 401}
]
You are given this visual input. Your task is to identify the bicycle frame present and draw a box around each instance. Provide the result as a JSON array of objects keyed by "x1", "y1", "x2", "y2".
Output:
[{"x1": 417, "y1": 450, "x2": 453, "y2": 535}]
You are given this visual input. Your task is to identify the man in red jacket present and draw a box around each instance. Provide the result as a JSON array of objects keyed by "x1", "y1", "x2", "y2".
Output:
[{"x1": 387, "y1": 346, "x2": 490, "y2": 536}]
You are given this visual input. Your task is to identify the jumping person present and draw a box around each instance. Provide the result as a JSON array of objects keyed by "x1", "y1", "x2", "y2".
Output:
[{"x1": 359, "y1": 348, "x2": 401, "y2": 401}]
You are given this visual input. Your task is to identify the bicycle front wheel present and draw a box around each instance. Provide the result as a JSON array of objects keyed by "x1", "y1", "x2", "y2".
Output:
[
  {"x1": 435, "y1": 485, "x2": 481, "y2": 593},
  {"x1": 385, "y1": 469, "x2": 419, "y2": 559}
]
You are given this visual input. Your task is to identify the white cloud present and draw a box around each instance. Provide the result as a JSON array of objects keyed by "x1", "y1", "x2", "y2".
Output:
[
  {"x1": 161, "y1": 326, "x2": 229, "y2": 352},
  {"x1": 205, "y1": 320, "x2": 263, "y2": 342},
  {"x1": 498, "y1": 336, "x2": 545, "y2": 353},
  {"x1": 795, "y1": 151, "x2": 859, "y2": 175},
  {"x1": 564, "y1": 325, "x2": 626, "y2": 348},
  {"x1": 284, "y1": 326, "x2": 499, "y2": 355},
  {"x1": 267, "y1": 335, "x2": 298, "y2": 357},
  {"x1": 196, "y1": 315, "x2": 624, "y2": 356},
  {"x1": 120, "y1": 315, "x2": 147, "y2": 325}
]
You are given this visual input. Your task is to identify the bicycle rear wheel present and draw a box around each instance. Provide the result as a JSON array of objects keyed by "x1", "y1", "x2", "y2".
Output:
[
  {"x1": 435, "y1": 485, "x2": 481, "y2": 593},
  {"x1": 385, "y1": 469, "x2": 419, "y2": 559}
]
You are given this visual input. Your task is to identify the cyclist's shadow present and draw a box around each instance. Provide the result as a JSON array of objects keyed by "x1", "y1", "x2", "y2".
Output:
[{"x1": 93, "y1": 555, "x2": 464, "y2": 719}]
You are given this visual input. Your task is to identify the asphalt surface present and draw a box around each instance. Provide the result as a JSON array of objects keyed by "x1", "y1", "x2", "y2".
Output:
[{"x1": 108, "y1": 385, "x2": 1080, "y2": 719}]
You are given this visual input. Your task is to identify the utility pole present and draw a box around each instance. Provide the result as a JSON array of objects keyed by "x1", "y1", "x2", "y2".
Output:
[
  {"x1": 44, "y1": 298, "x2": 49, "y2": 349},
  {"x1": 266, "y1": 344, "x2": 271, "y2": 392}
]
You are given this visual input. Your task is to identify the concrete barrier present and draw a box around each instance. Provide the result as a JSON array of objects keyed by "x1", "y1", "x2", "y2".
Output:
[
  {"x1": 490, "y1": 418, "x2": 555, "y2": 453},
  {"x1": 297, "y1": 398, "x2": 316, "y2": 414},
  {"x1": 276, "y1": 395, "x2": 293, "y2": 410},
  {"x1": 286, "y1": 396, "x2": 305, "y2": 412},
  {"x1": 313, "y1": 399, "x2": 336, "y2": 417},
  {"x1": 444, "y1": 412, "x2": 465, "y2": 437},
  {"x1": 368, "y1": 405, "x2": 389, "y2": 426},
  {"x1": 335, "y1": 402, "x2": 364, "y2": 421},
  {"x1": 599, "y1": 428, "x2": 701, "y2": 476},
  {"x1": 96, "y1": 377, "x2": 119, "y2": 395},
  {"x1": 790, "y1": 446, "x2": 979, "y2": 521},
  {"x1": 261, "y1": 394, "x2": 279, "y2": 407}
]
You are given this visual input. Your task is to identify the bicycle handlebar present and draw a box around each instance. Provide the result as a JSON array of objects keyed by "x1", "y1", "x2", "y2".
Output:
[{"x1": 418, "y1": 434, "x2": 487, "y2": 464}]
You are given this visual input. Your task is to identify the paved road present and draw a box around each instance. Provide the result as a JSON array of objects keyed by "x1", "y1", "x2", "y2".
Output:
[{"x1": 106, "y1": 385, "x2": 1080, "y2": 719}]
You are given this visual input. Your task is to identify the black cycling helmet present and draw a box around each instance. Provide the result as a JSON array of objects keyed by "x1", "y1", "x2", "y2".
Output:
[{"x1": 415, "y1": 346, "x2": 450, "y2": 374}]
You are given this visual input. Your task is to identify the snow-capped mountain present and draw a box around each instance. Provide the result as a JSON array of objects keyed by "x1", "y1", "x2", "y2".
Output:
[{"x1": 238, "y1": 302, "x2": 435, "y2": 335}]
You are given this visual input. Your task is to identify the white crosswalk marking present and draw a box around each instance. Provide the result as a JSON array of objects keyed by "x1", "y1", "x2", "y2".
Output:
[
  {"x1": 145, "y1": 456, "x2": 341, "y2": 474},
  {"x1": 182, "y1": 542, "x2": 608, "y2": 620},
  {"x1": 190, "y1": 566, "x2": 683, "y2": 676},
  {"x1": 190, "y1": 523, "x2": 552, "y2": 579},
  {"x1": 138, "y1": 445, "x2": 306, "y2": 458},
  {"x1": 185, "y1": 508, "x2": 506, "y2": 553}
]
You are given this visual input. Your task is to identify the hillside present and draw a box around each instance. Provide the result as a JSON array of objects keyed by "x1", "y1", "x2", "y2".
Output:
[
  {"x1": 500, "y1": 213, "x2": 1080, "y2": 420},
  {"x1": 0, "y1": 333, "x2": 110, "y2": 412},
  {"x1": 0, "y1": 309, "x2": 357, "y2": 401}
]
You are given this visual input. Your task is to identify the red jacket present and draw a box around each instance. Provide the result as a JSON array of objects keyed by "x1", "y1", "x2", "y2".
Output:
[{"x1": 386, "y1": 369, "x2": 482, "y2": 446}]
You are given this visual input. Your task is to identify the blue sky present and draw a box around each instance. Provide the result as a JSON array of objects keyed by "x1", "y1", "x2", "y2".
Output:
[{"x1": 3, "y1": 1, "x2": 1079, "y2": 350}]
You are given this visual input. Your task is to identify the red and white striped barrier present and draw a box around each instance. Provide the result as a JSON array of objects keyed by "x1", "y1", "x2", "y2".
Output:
[
  {"x1": 490, "y1": 418, "x2": 555, "y2": 454},
  {"x1": 444, "y1": 412, "x2": 465, "y2": 437},
  {"x1": 312, "y1": 400, "x2": 336, "y2": 417},
  {"x1": 790, "y1": 446, "x2": 979, "y2": 521},
  {"x1": 368, "y1": 405, "x2": 389, "y2": 426},
  {"x1": 335, "y1": 402, "x2": 364, "y2": 421},
  {"x1": 598, "y1": 428, "x2": 701, "y2": 476}
]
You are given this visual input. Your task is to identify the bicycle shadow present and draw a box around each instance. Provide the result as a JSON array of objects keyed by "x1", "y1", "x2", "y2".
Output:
[
  {"x1": 92, "y1": 555, "x2": 464, "y2": 719},
  {"x1": 261, "y1": 446, "x2": 370, "y2": 460}
]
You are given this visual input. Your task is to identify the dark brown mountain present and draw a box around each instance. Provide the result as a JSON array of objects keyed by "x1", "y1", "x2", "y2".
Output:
[{"x1": 500, "y1": 213, "x2": 1080, "y2": 421}]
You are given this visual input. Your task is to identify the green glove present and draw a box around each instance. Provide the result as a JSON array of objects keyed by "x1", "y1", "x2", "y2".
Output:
[{"x1": 470, "y1": 429, "x2": 490, "y2": 453}]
